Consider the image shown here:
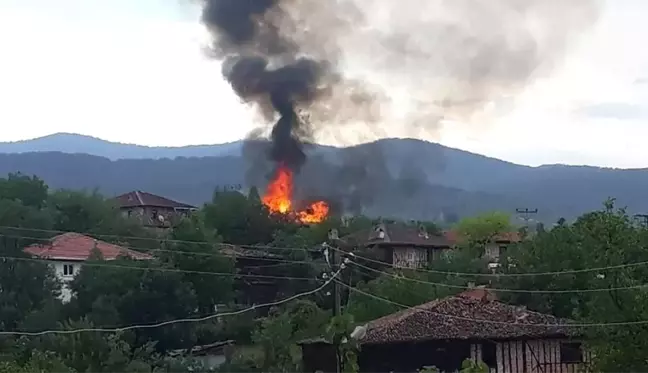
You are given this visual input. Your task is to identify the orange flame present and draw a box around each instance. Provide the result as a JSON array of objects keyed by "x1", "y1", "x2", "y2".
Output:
[{"x1": 262, "y1": 165, "x2": 329, "y2": 224}]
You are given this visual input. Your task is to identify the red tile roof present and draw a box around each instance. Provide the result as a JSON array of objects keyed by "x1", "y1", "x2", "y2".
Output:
[
  {"x1": 114, "y1": 191, "x2": 196, "y2": 209},
  {"x1": 23, "y1": 233, "x2": 153, "y2": 261},
  {"x1": 360, "y1": 289, "x2": 576, "y2": 344}
]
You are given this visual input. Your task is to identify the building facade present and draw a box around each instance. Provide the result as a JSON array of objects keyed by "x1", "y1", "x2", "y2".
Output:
[
  {"x1": 114, "y1": 190, "x2": 197, "y2": 230},
  {"x1": 23, "y1": 232, "x2": 153, "y2": 302},
  {"x1": 339, "y1": 223, "x2": 453, "y2": 269},
  {"x1": 300, "y1": 288, "x2": 588, "y2": 373}
]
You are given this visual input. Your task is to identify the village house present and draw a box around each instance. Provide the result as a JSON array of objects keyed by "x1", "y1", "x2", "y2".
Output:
[
  {"x1": 222, "y1": 245, "x2": 292, "y2": 306},
  {"x1": 23, "y1": 232, "x2": 153, "y2": 302},
  {"x1": 114, "y1": 190, "x2": 197, "y2": 230},
  {"x1": 444, "y1": 231, "x2": 522, "y2": 268},
  {"x1": 339, "y1": 223, "x2": 453, "y2": 269},
  {"x1": 300, "y1": 288, "x2": 589, "y2": 373}
]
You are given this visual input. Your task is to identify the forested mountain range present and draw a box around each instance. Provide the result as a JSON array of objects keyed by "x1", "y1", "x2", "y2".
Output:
[{"x1": 0, "y1": 133, "x2": 646, "y2": 222}]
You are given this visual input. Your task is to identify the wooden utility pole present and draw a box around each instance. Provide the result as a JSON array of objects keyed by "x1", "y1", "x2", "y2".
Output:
[{"x1": 327, "y1": 229, "x2": 342, "y2": 373}]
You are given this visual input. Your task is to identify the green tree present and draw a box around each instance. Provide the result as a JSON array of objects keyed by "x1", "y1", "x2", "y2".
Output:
[
  {"x1": 167, "y1": 213, "x2": 235, "y2": 314},
  {"x1": 0, "y1": 350, "x2": 74, "y2": 373},
  {"x1": 203, "y1": 191, "x2": 275, "y2": 245},
  {"x1": 0, "y1": 173, "x2": 48, "y2": 209},
  {"x1": 68, "y1": 257, "x2": 199, "y2": 352},
  {"x1": 47, "y1": 189, "x2": 157, "y2": 250},
  {"x1": 499, "y1": 199, "x2": 648, "y2": 371},
  {"x1": 456, "y1": 211, "x2": 512, "y2": 244}
]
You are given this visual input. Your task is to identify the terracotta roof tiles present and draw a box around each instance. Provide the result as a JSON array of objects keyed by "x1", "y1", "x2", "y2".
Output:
[
  {"x1": 23, "y1": 232, "x2": 153, "y2": 261},
  {"x1": 360, "y1": 290, "x2": 577, "y2": 344}
]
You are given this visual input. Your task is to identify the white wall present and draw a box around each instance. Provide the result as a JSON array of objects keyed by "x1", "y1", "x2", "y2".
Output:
[{"x1": 50, "y1": 260, "x2": 82, "y2": 303}]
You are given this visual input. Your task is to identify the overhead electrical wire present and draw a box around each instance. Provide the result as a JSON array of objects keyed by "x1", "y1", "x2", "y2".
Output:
[{"x1": 0, "y1": 268, "x2": 344, "y2": 336}]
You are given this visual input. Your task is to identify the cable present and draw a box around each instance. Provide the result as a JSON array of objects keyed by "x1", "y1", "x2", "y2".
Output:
[
  {"x1": 0, "y1": 226, "x2": 311, "y2": 253},
  {"x1": 0, "y1": 268, "x2": 345, "y2": 336},
  {"x1": 327, "y1": 244, "x2": 648, "y2": 278},
  {"x1": 336, "y1": 279, "x2": 648, "y2": 328},
  {"x1": 0, "y1": 256, "x2": 317, "y2": 282},
  {"x1": 350, "y1": 261, "x2": 648, "y2": 294},
  {"x1": 0, "y1": 233, "x2": 314, "y2": 266},
  {"x1": 7, "y1": 224, "x2": 648, "y2": 279}
]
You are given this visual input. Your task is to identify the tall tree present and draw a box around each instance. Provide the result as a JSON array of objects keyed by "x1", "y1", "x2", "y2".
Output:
[{"x1": 167, "y1": 213, "x2": 235, "y2": 314}]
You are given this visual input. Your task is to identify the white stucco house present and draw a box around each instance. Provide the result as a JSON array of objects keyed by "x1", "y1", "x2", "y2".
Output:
[{"x1": 23, "y1": 232, "x2": 153, "y2": 302}]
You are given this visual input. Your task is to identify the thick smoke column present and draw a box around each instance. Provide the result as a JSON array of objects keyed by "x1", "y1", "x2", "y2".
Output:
[
  {"x1": 202, "y1": 0, "x2": 601, "y2": 215},
  {"x1": 202, "y1": 1, "x2": 340, "y2": 172}
]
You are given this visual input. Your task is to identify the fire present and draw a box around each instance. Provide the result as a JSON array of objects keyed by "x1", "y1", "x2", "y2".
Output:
[{"x1": 262, "y1": 165, "x2": 329, "y2": 224}]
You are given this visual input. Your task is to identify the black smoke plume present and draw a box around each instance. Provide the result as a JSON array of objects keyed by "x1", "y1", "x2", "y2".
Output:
[
  {"x1": 202, "y1": 0, "x2": 601, "y2": 217},
  {"x1": 202, "y1": 1, "x2": 337, "y2": 172}
]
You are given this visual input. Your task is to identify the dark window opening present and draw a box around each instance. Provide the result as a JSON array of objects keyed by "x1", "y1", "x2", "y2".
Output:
[
  {"x1": 482, "y1": 341, "x2": 497, "y2": 368},
  {"x1": 63, "y1": 264, "x2": 75, "y2": 276},
  {"x1": 560, "y1": 342, "x2": 583, "y2": 363},
  {"x1": 151, "y1": 209, "x2": 158, "y2": 220}
]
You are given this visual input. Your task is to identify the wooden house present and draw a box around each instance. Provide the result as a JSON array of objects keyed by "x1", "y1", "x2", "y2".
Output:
[
  {"x1": 300, "y1": 288, "x2": 589, "y2": 373},
  {"x1": 339, "y1": 223, "x2": 453, "y2": 269}
]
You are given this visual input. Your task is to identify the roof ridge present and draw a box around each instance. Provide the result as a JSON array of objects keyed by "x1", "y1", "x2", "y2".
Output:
[{"x1": 134, "y1": 190, "x2": 145, "y2": 206}]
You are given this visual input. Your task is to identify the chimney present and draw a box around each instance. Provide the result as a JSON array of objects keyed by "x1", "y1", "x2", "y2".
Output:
[{"x1": 418, "y1": 224, "x2": 429, "y2": 239}]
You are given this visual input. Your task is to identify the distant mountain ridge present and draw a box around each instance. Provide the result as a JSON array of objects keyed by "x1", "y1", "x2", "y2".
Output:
[
  {"x1": 0, "y1": 133, "x2": 646, "y2": 222},
  {"x1": 0, "y1": 133, "x2": 245, "y2": 159}
]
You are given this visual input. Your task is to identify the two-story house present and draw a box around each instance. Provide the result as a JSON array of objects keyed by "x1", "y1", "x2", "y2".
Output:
[
  {"x1": 444, "y1": 230, "x2": 521, "y2": 268},
  {"x1": 340, "y1": 223, "x2": 453, "y2": 269},
  {"x1": 114, "y1": 191, "x2": 197, "y2": 230},
  {"x1": 23, "y1": 232, "x2": 153, "y2": 302}
]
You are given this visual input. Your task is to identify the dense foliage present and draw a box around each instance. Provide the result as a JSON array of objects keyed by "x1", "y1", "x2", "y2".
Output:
[{"x1": 1, "y1": 172, "x2": 648, "y2": 372}]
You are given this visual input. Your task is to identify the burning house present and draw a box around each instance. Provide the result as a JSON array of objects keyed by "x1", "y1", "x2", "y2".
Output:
[{"x1": 200, "y1": 0, "x2": 600, "y2": 219}]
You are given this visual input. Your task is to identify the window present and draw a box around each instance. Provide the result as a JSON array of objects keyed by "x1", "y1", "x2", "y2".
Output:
[
  {"x1": 151, "y1": 209, "x2": 158, "y2": 220},
  {"x1": 560, "y1": 342, "x2": 583, "y2": 363},
  {"x1": 63, "y1": 264, "x2": 75, "y2": 276},
  {"x1": 481, "y1": 341, "x2": 497, "y2": 368}
]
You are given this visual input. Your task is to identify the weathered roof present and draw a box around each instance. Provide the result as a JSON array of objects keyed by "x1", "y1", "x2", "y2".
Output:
[
  {"x1": 24, "y1": 232, "x2": 154, "y2": 261},
  {"x1": 359, "y1": 289, "x2": 577, "y2": 344},
  {"x1": 341, "y1": 223, "x2": 452, "y2": 248},
  {"x1": 114, "y1": 190, "x2": 196, "y2": 209}
]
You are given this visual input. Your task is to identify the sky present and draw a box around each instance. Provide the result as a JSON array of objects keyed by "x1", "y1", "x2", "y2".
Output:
[{"x1": 0, "y1": 0, "x2": 647, "y2": 168}]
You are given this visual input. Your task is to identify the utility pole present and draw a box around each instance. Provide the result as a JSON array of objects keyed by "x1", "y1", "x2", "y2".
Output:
[
  {"x1": 327, "y1": 228, "x2": 342, "y2": 373},
  {"x1": 515, "y1": 208, "x2": 538, "y2": 230}
]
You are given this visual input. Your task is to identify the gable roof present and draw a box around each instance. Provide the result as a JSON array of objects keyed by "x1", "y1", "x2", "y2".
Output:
[
  {"x1": 114, "y1": 191, "x2": 196, "y2": 209},
  {"x1": 341, "y1": 223, "x2": 452, "y2": 248},
  {"x1": 24, "y1": 232, "x2": 154, "y2": 261},
  {"x1": 359, "y1": 289, "x2": 577, "y2": 345}
]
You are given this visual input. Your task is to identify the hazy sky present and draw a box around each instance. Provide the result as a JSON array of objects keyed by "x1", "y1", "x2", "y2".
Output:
[{"x1": 0, "y1": 0, "x2": 647, "y2": 168}]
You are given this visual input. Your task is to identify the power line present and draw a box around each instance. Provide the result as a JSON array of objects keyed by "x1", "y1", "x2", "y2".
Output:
[
  {"x1": 0, "y1": 233, "x2": 315, "y2": 266},
  {"x1": 0, "y1": 268, "x2": 345, "y2": 337},
  {"x1": 336, "y1": 279, "x2": 648, "y2": 328},
  {"x1": 6, "y1": 225, "x2": 648, "y2": 279},
  {"x1": 328, "y1": 245, "x2": 648, "y2": 278},
  {"x1": 350, "y1": 261, "x2": 648, "y2": 294},
  {"x1": 0, "y1": 225, "x2": 310, "y2": 253},
  {"x1": 0, "y1": 256, "x2": 317, "y2": 282}
]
